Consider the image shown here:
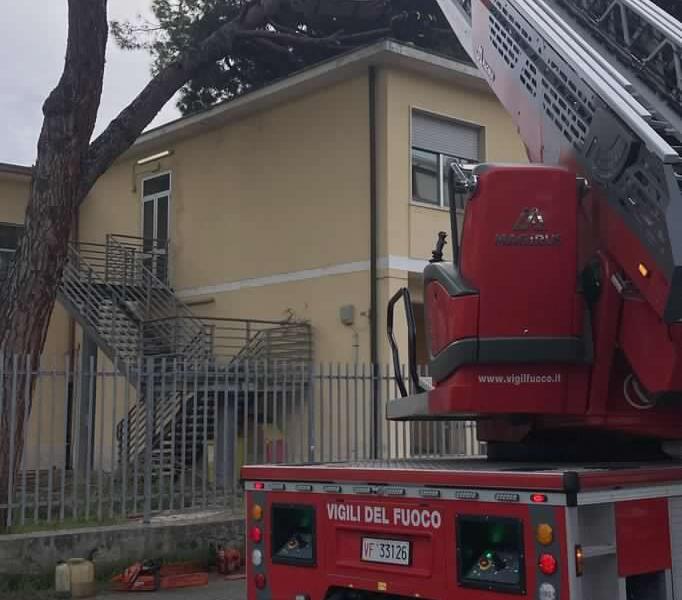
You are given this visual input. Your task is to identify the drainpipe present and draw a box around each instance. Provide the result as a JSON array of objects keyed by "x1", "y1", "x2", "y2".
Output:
[
  {"x1": 369, "y1": 66, "x2": 380, "y2": 459},
  {"x1": 65, "y1": 208, "x2": 80, "y2": 471}
]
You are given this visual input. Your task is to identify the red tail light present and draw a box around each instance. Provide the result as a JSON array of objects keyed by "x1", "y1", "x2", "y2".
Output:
[
  {"x1": 250, "y1": 527, "x2": 263, "y2": 543},
  {"x1": 254, "y1": 574, "x2": 267, "y2": 590},
  {"x1": 539, "y1": 553, "x2": 558, "y2": 575}
]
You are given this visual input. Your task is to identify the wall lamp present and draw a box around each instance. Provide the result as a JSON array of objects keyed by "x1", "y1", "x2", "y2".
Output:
[
  {"x1": 131, "y1": 150, "x2": 174, "y2": 191},
  {"x1": 137, "y1": 150, "x2": 173, "y2": 165}
]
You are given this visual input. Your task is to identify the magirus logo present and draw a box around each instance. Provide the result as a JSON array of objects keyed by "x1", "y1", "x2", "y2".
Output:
[
  {"x1": 513, "y1": 207, "x2": 545, "y2": 231},
  {"x1": 496, "y1": 208, "x2": 561, "y2": 246}
]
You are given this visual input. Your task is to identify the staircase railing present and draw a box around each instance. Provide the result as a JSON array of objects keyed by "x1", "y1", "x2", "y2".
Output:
[
  {"x1": 142, "y1": 317, "x2": 313, "y2": 365},
  {"x1": 59, "y1": 243, "x2": 143, "y2": 366},
  {"x1": 105, "y1": 235, "x2": 211, "y2": 365},
  {"x1": 63, "y1": 234, "x2": 314, "y2": 469},
  {"x1": 103, "y1": 234, "x2": 169, "y2": 287}
]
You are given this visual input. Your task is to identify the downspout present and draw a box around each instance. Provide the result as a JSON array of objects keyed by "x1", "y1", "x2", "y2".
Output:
[
  {"x1": 369, "y1": 66, "x2": 380, "y2": 459},
  {"x1": 65, "y1": 207, "x2": 79, "y2": 471}
]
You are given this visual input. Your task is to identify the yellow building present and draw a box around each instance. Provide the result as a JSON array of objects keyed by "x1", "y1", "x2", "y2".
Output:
[
  {"x1": 79, "y1": 41, "x2": 525, "y2": 368},
  {"x1": 0, "y1": 41, "x2": 526, "y2": 476}
]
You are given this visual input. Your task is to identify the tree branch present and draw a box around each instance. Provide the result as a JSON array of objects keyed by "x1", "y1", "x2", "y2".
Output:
[
  {"x1": 245, "y1": 37, "x2": 300, "y2": 65},
  {"x1": 82, "y1": 16, "x2": 244, "y2": 198},
  {"x1": 235, "y1": 26, "x2": 392, "y2": 49},
  {"x1": 81, "y1": 2, "x2": 394, "y2": 200}
]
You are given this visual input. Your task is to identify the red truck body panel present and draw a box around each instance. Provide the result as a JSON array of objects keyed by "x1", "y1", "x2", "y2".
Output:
[{"x1": 243, "y1": 459, "x2": 682, "y2": 600}]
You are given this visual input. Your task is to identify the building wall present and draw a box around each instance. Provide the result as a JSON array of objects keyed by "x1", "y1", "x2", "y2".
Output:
[{"x1": 80, "y1": 75, "x2": 373, "y2": 365}]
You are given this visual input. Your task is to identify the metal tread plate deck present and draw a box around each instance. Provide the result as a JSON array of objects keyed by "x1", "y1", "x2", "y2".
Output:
[{"x1": 242, "y1": 458, "x2": 682, "y2": 493}]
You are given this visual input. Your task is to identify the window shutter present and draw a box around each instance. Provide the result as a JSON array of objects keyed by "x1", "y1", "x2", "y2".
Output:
[{"x1": 412, "y1": 112, "x2": 481, "y2": 161}]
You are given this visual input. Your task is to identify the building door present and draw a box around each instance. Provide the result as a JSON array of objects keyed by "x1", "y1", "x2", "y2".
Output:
[{"x1": 142, "y1": 173, "x2": 170, "y2": 282}]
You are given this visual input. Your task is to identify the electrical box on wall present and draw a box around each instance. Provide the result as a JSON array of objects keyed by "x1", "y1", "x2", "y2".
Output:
[{"x1": 340, "y1": 305, "x2": 355, "y2": 326}]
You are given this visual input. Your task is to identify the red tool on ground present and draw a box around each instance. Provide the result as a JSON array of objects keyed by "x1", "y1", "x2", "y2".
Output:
[
  {"x1": 111, "y1": 561, "x2": 209, "y2": 592},
  {"x1": 217, "y1": 546, "x2": 243, "y2": 576}
]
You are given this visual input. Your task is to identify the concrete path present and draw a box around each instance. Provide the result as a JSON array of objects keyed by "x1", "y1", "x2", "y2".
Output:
[{"x1": 97, "y1": 575, "x2": 245, "y2": 600}]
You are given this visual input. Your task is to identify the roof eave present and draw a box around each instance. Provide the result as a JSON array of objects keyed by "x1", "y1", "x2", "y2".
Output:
[
  {"x1": 125, "y1": 40, "x2": 487, "y2": 163},
  {"x1": 0, "y1": 162, "x2": 33, "y2": 182}
]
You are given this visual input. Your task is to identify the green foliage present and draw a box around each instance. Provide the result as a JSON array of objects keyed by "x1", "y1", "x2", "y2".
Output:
[{"x1": 112, "y1": 0, "x2": 468, "y2": 115}]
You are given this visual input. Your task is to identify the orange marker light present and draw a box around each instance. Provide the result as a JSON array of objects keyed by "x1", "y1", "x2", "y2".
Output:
[
  {"x1": 638, "y1": 263, "x2": 650, "y2": 278},
  {"x1": 536, "y1": 523, "x2": 554, "y2": 546},
  {"x1": 251, "y1": 504, "x2": 263, "y2": 521}
]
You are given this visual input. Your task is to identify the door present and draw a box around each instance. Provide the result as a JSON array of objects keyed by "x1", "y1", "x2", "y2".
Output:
[{"x1": 142, "y1": 173, "x2": 170, "y2": 282}]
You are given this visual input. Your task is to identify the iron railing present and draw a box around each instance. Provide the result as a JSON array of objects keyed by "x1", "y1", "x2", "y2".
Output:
[
  {"x1": 0, "y1": 358, "x2": 482, "y2": 530},
  {"x1": 104, "y1": 234, "x2": 169, "y2": 286},
  {"x1": 62, "y1": 237, "x2": 211, "y2": 367},
  {"x1": 142, "y1": 317, "x2": 313, "y2": 365},
  {"x1": 59, "y1": 243, "x2": 143, "y2": 366}
]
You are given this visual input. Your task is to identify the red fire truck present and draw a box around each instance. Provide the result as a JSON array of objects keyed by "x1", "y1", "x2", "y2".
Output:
[{"x1": 243, "y1": 0, "x2": 682, "y2": 598}]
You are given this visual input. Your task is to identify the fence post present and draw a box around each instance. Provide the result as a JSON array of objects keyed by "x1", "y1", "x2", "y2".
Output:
[
  {"x1": 307, "y1": 362, "x2": 315, "y2": 463},
  {"x1": 371, "y1": 363, "x2": 380, "y2": 459},
  {"x1": 143, "y1": 358, "x2": 154, "y2": 524}
]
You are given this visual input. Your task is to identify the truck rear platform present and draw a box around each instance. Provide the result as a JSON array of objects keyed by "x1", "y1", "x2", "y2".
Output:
[{"x1": 242, "y1": 458, "x2": 682, "y2": 600}]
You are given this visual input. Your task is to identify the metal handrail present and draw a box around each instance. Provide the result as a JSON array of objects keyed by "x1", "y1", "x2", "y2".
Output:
[
  {"x1": 59, "y1": 244, "x2": 143, "y2": 366},
  {"x1": 106, "y1": 235, "x2": 211, "y2": 364},
  {"x1": 141, "y1": 316, "x2": 313, "y2": 364}
]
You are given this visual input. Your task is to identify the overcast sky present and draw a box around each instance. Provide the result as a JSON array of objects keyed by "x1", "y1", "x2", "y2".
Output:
[{"x1": 0, "y1": 1, "x2": 180, "y2": 166}]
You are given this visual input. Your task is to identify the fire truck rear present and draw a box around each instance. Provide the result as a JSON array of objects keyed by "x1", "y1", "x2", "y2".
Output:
[{"x1": 243, "y1": 460, "x2": 682, "y2": 599}]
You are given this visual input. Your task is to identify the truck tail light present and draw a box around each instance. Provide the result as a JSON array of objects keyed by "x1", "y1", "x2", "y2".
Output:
[
  {"x1": 536, "y1": 523, "x2": 553, "y2": 546},
  {"x1": 251, "y1": 504, "x2": 263, "y2": 521},
  {"x1": 539, "y1": 553, "x2": 558, "y2": 575},
  {"x1": 250, "y1": 527, "x2": 263, "y2": 543},
  {"x1": 254, "y1": 574, "x2": 267, "y2": 590}
]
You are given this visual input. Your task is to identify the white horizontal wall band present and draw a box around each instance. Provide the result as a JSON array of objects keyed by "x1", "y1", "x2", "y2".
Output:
[{"x1": 175, "y1": 256, "x2": 429, "y2": 299}]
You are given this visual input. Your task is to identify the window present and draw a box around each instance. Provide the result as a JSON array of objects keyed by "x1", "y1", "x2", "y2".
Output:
[
  {"x1": 141, "y1": 173, "x2": 171, "y2": 281},
  {"x1": 411, "y1": 111, "x2": 481, "y2": 209},
  {"x1": 0, "y1": 224, "x2": 23, "y2": 281}
]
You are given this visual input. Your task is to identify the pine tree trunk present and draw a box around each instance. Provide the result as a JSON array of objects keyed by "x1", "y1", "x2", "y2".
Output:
[{"x1": 0, "y1": 0, "x2": 108, "y2": 527}]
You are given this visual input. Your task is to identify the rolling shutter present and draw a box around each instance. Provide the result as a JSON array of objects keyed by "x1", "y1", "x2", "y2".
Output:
[{"x1": 412, "y1": 112, "x2": 481, "y2": 161}]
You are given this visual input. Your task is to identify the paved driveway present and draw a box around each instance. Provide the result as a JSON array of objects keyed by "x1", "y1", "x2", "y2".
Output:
[{"x1": 98, "y1": 575, "x2": 245, "y2": 600}]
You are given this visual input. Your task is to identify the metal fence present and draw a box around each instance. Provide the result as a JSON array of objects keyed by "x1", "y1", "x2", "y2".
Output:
[{"x1": 0, "y1": 357, "x2": 481, "y2": 530}]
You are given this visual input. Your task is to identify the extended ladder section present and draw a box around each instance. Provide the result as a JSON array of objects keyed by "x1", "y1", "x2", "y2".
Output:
[{"x1": 436, "y1": 0, "x2": 682, "y2": 322}]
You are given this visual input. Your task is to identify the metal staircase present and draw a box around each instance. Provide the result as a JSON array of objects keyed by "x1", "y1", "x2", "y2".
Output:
[{"x1": 58, "y1": 234, "x2": 312, "y2": 478}]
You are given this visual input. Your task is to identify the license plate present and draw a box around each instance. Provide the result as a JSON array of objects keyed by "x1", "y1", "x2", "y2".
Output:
[{"x1": 361, "y1": 537, "x2": 411, "y2": 566}]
